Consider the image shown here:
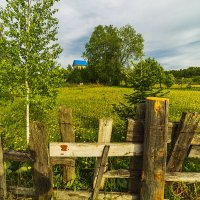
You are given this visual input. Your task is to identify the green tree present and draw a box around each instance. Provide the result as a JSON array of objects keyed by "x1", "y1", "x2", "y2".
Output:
[
  {"x1": 128, "y1": 58, "x2": 165, "y2": 91},
  {"x1": 0, "y1": 0, "x2": 63, "y2": 143},
  {"x1": 114, "y1": 58, "x2": 166, "y2": 119},
  {"x1": 118, "y1": 25, "x2": 144, "y2": 66},
  {"x1": 163, "y1": 73, "x2": 175, "y2": 88},
  {"x1": 83, "y1": 25, "x2": 121, "y2": 85},
  {"x1": 83, "y1": 25, "x2": 143, "y2": 85}
]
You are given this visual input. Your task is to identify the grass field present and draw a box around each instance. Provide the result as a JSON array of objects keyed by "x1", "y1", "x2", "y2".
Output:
[
  {"x1": 0, "y1": 84, "x2": 200, "y2": 199},
  {"x1": 55, "y1": 85, "x2": 200, "y2": 136}
]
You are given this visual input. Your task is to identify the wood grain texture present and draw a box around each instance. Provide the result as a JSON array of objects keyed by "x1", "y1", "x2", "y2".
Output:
[
  {"x1": 93, "y1": 118, "x2": 112, "y2": 189},
  {"x1": 141, "y1": 97, "x2": 169, "y2": 200},
  {"x1": 58, "y1": 106, "x2": 76, "y2": 183},
  {"x1": 29, "y1": 122, "x2": 52, "y2": 200},
  {"x1": 126, "y1": 103, "x2": 145, "y2": 194},
  {"x1": 3, "y1": 150, "x2": 35, "y2": 162},
  {"x1": 165, "y1": 172, "x2": 200, "y2": 182},
  {"x1": 167, "y1": 112, "x2": 200, "y2": 172},
  {"x1": 92, "y1": 145, "x2": 110, "y2": 200},
  {"x1": 103, "y1": 169, "x2": 200, "y2": 183},
  {"x1": 50, "y1": 142, "x2": 143, "y2": 157}
]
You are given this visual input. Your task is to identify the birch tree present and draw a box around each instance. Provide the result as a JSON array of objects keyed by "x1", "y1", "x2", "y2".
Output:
[{"x1": 0, "y1": 0, "x2": 62, "y2": 143}]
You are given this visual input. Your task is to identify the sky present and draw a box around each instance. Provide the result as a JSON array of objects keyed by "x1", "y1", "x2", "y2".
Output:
[{"x1": 1, "y1": 0, "x2": 200, "y2": 70}]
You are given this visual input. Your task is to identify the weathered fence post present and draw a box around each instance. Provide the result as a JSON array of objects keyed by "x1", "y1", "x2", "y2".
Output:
[
  {"x1": 167, "y1": 112, "x2": 200, "y2": 172},
  {"x1": 93, "y1": 118, "x2": 113, "y2": 189},
  {"x1": 141, "y1": 97, "x2": 169, "y2": 200},
  {"x1": 126, "y1": 103, "x2": 145, "y2": 193},
  {"x1": 0, "y1": 137, "x2": 6, "y2": 199},
  {"x1": 58, "y1": 106, "x2": 76, "y2": 183},
  {"x1": 29, "y1": 122, "x2": 52, "y2": 200}
]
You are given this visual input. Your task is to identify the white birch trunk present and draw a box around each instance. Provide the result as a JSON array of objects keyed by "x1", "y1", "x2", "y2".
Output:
[
  {"x1": 26, "y1": 0, "x2": 31, "y2": 144},
  {"x1": 26, "y1": 81, "x2": 30, "y2": 143}
]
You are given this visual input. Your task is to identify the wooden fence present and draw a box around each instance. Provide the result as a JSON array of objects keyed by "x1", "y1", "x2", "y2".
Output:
[{"x1": 0, "y1": 97, "x2": 200, "y2": 200}]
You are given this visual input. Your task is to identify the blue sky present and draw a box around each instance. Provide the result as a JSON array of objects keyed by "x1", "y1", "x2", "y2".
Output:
[{"x1": 1, "y1": 0, "x2": 200, "y2": 70}]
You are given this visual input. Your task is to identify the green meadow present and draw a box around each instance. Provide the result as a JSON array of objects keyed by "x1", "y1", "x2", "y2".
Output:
[{"x1": 55, "y1": 85, "x2": 200, "y2": 133}]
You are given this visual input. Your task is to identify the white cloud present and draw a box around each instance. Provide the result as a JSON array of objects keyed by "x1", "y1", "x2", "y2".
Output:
[{"x1": 1, "y1": 0, "x2": 200, "y2": 69}]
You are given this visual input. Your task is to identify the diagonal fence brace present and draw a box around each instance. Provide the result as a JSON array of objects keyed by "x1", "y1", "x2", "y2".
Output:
[{"x1": 91, "y1": 145, "x2": 110, "y2": 200}]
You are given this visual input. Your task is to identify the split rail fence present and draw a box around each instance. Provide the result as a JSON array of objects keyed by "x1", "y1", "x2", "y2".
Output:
[{"x1": 0, "y1": 97, "x2": 200, "y2": 199}]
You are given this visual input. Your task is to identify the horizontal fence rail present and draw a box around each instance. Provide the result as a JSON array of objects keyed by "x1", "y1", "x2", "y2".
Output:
[{"x1": 49, "y1": 142, "x2": 143, "y2": 157}]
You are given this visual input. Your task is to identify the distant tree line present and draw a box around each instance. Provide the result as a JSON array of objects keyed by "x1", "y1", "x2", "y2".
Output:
[
  {"x1": 168, "y1": 67, "x2": 200, "y2": 78},
  {"x1": 168, "y1": 67, "x2": 200, "y2": 85}
]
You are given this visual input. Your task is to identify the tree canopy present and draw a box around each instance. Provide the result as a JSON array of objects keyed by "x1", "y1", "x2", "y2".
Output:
[
  {"x1": 128, "y1": 58, "x2": 165, "y2": 91},
  {"x1": 169, "y1": 67, "x2": 200, "y2": 78},
  {"x1": 83, "y1": 24, "x2": 144, "y2": 85}
]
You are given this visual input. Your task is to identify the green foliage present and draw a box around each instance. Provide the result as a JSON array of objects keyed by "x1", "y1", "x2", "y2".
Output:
[
  {"x1": 118, "y1": 25, "x2": 144, "y2": 65},
  {"x1": 192, "y1": 76, "x2": 200, "y2": 84},
  {"x1": 169, "y1": 66, "x2": 200, "y2": 78},
  {"x1": 0, "y1": 99, "x2": 27, "y2": 149},
  {"x1": 83, "y1": 24, "x2": 144, "y2": 85},
  {"x1": 163, "y1": 73, "x2": 175, "y2": 88},
  {"x1": 5, "y1": 161, "x2": 32, "y2": 188},
  {"x1": 83, "y1": 25, "x2": 122, "y2": 85},
  {"x1": 114, "y1": 58, "x2": 166, "y2": 119},
  {"x1": 0, "y1": 0, "x2": 64, "y2": 131},
  {"x1": 67, "y1": 68, "x2": 90, "y2": 84},
  {"x1": 169, "y1": 67, "x2": 200, "y2": 87},
  {"x1": 0, "y1": 0, "x2": 63, "y2": 98},
  {"x1": 128, "y1": 58, "x2": 165, "y2": 91},
  {"x1": 165, "y1": 182, "x2": 200, "y2": 200}
]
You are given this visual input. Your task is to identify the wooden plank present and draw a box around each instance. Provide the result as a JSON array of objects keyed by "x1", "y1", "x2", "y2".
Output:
[
  {"x1": 93, "y1": 118, "x2": 112, "y2": 189},
  {"x1": 168, "y1": 121, "x2": 200, "y2": 145},
  {"x1": 58, "y1": 106, "x2": 76, "y2": 183},
  {"x1": 165, "y1": 172, "x2": 200, "y2": 182},
  {"x1": 126, "y1": 104, "x2": 145, "y2": 143},
  {"x1": 8, "y1": 186, "x2": 35, "y2": 197},
  {"x1": 104, "y1": 170, "x2": 200, "y2": 183},
  {"x1": 50, "y1": 157, "x2": 76, "y2": 165},
  {"x1": 141, "y1": 97, "x2": 169, "y2": 200},
  {"x1": 3, "y1": 150, "x2": 35, "y2": 162},
  {"x1": 188, "y1": 145, "x2": 200, "y2": 158},
  {"x1": 54, "y1": 190, "x2": 139, "y2": 200},
  {"x1": 126, "y1": 103, "x2": 145, "y2": 194},
  {"x1": 7, "y1": 187, "x2": 139, "y2": 200},
  {"x1": 8, "y1": 187, "x2": 139, "y2": 200},
  {"x1": 167, "y1": 112, "x2": 200, "y2": 172},
  {"x1": 29, "y1": 122, "x2": 52, "y2": 199},
  {"x1": 0, "y1": 137, "x2": 6, "y2": 199},
  {"x1": 92, "y1": 145, "x2": 110, "y2": 200},
  {"x1": 167, "y1": 122, "x2": 179, "y2": 143},
  {"x1": 104, "y1": 169, "x2": 140, "y2": 179},
  {"x1": 50, "y1": 142, "x2": 143, "y2": 157}
]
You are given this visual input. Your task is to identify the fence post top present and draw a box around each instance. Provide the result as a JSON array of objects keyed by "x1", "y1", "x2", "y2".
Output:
[{"x1": 146, "y1": 97, "x2": 169, "y2": 101}]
